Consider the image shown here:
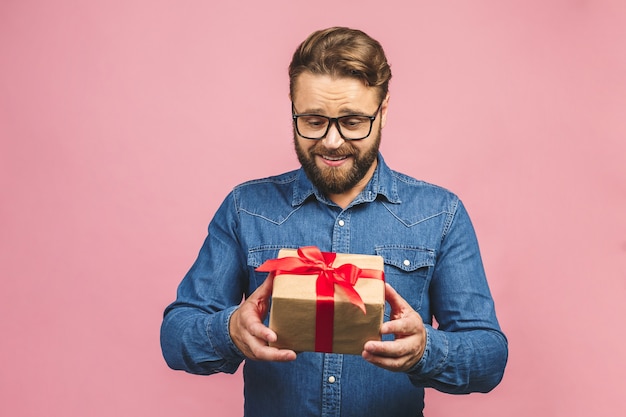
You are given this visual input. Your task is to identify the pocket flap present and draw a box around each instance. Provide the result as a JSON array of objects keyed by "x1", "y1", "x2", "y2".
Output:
[{"x1": 375, "y1": 247, "x2": 435, "y2": 272}]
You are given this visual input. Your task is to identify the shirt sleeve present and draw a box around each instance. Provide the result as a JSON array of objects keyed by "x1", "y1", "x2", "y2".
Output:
[
  {"x1": 160, "y1": 192, "x2": 248, "y2": 375},
  {"x1": 407, "y1": 200, "x2": 508, "y2": 393}
]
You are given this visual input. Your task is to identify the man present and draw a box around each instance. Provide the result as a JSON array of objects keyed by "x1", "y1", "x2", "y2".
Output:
[{"x1": 161, "y1": 27, "x2": 508, "y2": 416}]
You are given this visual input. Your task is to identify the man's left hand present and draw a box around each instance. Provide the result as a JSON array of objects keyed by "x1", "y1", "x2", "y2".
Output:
[{"x1": 362, "y1": 282, "x2": 426, "y2": 372}]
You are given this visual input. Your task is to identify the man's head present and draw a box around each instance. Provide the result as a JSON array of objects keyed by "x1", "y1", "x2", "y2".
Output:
[
  {"x1": 288, "y1": 27, "x2": 391, "y2": 103},
  {"x1": 288, "y1": 27, "x2": 392, "y2": 203}
]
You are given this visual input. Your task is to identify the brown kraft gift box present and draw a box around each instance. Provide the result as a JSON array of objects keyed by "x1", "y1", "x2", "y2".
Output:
[{"x1": 265, "y1": 247, "x2": 385, "y2": 355}]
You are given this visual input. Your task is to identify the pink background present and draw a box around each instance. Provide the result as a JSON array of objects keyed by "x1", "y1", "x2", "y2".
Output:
[{"x1": 2, "y1": 1, "x2": 625, "y2": 415}]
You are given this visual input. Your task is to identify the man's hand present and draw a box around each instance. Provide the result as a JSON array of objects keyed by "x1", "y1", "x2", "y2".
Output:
[
  {"x1": 229, "y1": 273, "x2": 297, "y2": 362},
  {"x1": 362, "y1": 283, "x2": 426, "y2": 372}
]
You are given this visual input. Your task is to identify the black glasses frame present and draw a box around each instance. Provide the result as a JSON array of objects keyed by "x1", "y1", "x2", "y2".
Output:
[{"x1": 292, "y1": 100, "x2": 383, "y2": 141}]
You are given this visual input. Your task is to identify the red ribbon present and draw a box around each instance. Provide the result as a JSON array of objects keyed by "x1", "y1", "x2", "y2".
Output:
[{"x1": 256, "y1": 246, "x2": 384, "y2": 353}]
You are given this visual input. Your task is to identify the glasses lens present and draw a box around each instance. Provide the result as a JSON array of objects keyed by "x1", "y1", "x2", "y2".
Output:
[
  {"x1": 337, "y1": 116, "x2": 373, "y2": 139},
  {"x1": 296, "y1": 115, "x2": 373, "y2": 140},
  {"x1": 296, "y1": 116, "x2": 329, "y2": 139}
]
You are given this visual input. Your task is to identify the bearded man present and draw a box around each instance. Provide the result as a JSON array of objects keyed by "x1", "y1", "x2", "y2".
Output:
[{"x1": 161, "y1": 27, "x2": 508, "y2": 417}]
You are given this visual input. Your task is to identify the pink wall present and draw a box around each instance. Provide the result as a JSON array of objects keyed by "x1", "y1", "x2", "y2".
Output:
[{"x1": 1, "y1": 1, "x2": 625, "y2": 415}]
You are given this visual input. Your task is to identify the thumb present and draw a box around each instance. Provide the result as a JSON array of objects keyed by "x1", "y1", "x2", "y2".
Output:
[
  {"x1": 384, "y1": 282, "x2": 411, "y2": 313},
  {"x1": 250, "y1": 271, "x2": 275, "y2": 301}
]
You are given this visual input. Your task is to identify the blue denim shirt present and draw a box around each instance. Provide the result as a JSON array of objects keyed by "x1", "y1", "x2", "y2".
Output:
[{"x1": 161, "y1": 154, "x2": 508, "y2": 417}]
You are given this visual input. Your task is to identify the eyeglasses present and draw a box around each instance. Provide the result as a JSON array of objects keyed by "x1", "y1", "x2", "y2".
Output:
[{"x1": 292, "y1": 101, "x2": 383, "y2": 141}]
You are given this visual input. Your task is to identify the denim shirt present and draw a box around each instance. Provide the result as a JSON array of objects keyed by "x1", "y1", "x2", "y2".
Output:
[{"x1": 161, "y1": 154, "x2": 508, "y2": 417}]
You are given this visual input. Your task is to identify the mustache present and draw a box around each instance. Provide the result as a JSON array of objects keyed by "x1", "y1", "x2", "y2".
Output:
[{"x1": 310, "y1": 142, "x2": 357, "y2": 157}]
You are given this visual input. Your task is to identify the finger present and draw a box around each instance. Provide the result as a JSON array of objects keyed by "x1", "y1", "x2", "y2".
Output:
[
  {"x1": 384, "y1": 282, "x2": 411, "y2": 313},
  {"x1": 249, "y1": 271, "x2": 275, "y2": 302},
  {"x1": 380, "y1": 316, "x2": 416, "y2": 336},
  {"x1": 249, "y1": 344, "x2": 298, "y2": 362},
  {"x1": 363, "y1": 335, "x2": 415, "y2": 357},
  {"x1": 362, "y1": 354, "x2": 410, "y2": 372},
  {"x1": 238, "y1": 313, "x2": 296, "y2": 361},
  {"x1": 362, "y1": 337, "x2": 423, "y2": 372},
  {"x1": 247, "y1": 319, "x2": 277, "y2": 343},
  {"x1": 361, "y1": 342, "x2": 410, "y2": 372},
  {"x1": 232, "y1": 310, "x2": 296, "y2": 361},
  {"x1": 240, "y1": 272, "x2": 276, "y2": 325}
]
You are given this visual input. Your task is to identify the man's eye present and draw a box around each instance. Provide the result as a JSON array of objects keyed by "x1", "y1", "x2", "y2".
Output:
[
  {"x1": 303, "y1": 117, "x2": 327, "y2": 128},
  {"x1": 340, "y1": 117, "x2": 368, "y2": 129}
]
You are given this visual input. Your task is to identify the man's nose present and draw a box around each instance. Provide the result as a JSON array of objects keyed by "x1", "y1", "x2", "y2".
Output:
[{"x1": 321, "y1": 121, "x2": 344, "y2": 150}]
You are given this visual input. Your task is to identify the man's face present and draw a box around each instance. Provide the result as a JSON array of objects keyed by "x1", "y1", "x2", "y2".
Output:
[{"x1": 292, "y1": 72, "x2": 388, "y2": 197}]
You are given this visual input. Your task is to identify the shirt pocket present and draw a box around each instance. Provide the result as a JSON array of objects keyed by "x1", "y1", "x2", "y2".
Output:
[
  {"x1": 247, "y1": 245, "x2": 299, "y2": 290},
  {"x1": 375, "y1": 246, "x2": 435, "y2": 316}
]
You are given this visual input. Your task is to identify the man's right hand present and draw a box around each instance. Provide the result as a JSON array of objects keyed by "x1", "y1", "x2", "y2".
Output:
[{"x1": 229, "y1": 273, "x2": 297, "y2": 362}]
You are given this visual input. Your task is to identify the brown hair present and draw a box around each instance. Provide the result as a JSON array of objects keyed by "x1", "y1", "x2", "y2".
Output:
[{"x1": 288, "y1": 27, "x2": 392, "y2": 101}]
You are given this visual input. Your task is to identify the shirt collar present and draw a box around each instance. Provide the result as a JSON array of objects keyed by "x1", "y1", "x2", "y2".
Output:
[{"x1": 292, "y1": 153, "x2": 401, "y2": 207}]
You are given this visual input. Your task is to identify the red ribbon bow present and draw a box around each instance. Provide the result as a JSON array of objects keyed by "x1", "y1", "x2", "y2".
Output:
[{"x1": 256, "y1": 246, "x2": 384, "y2": 353}]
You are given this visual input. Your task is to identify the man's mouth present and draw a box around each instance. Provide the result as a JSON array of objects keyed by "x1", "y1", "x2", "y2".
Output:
[
  {"x1": 321, "y1": 155, "x2": 349, "y2": 162},
  {"x1": 317, "y1": 153, "x2": 351, "y2": 168}
]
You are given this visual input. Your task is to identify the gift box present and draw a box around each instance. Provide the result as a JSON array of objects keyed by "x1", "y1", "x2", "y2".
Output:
[{"x1": 257, "y1": 246, "x2": 385, "y2": 355}]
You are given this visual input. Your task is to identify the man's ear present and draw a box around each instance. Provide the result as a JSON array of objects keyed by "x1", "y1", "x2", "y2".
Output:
[{"x1": 380, "y1": 93, "x2": 390, "y2": 128}]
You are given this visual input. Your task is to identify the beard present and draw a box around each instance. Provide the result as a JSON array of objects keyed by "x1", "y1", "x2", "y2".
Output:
[{"x1": 294, "y1": 126, "x2": 381, "y2": 195}]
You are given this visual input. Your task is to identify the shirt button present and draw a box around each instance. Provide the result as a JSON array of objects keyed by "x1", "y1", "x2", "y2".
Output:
[
  {"x1": 328, "y1": 376, "x2": 336, "y2": 383},
  {"x1": 403, "y1": 259, "x2": 411, "y2": 266},
  {"x1": 338, "y1": 220, "x2": 345, "y2": 227}
]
